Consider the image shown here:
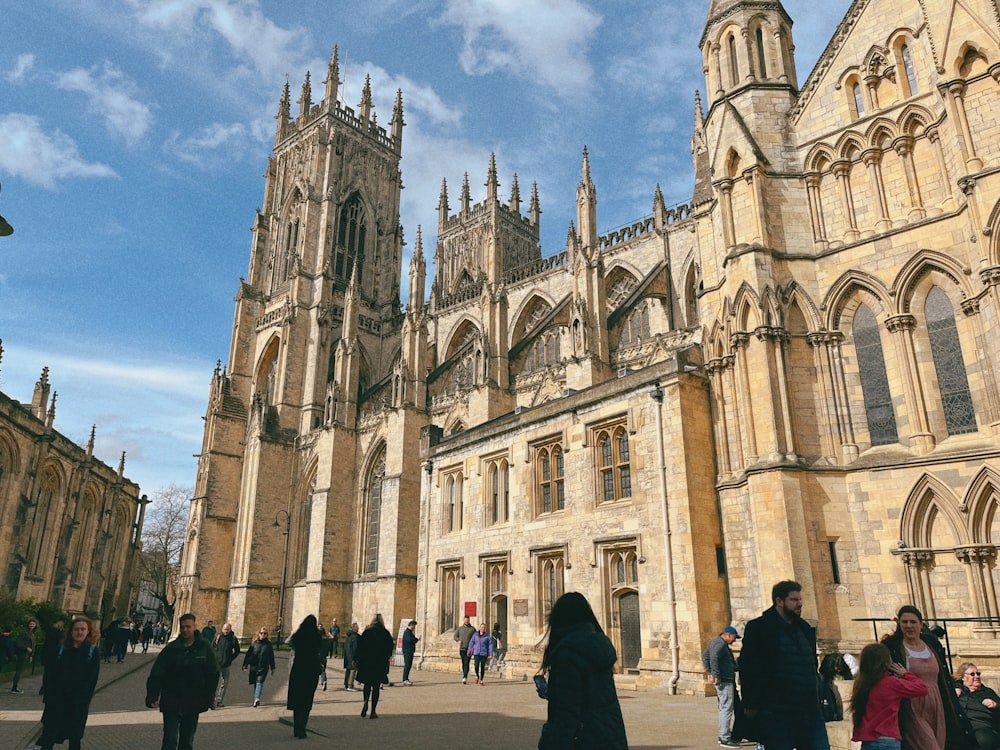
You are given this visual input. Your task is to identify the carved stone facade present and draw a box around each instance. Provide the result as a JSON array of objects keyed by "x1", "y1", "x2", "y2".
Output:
[
  {"x1": 181, "y1": 1, "x2": 1000, "y2": 690},
  {"x1": 0, "y1": 350, "x2": 145, "y2": 623}
]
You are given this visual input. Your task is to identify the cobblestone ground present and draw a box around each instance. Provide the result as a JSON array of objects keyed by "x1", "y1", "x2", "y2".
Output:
[{"x1": 0, "y1": 648, "x2": 723, "y2": 749}]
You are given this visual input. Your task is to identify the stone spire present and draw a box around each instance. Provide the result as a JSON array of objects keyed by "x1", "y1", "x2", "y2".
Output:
[
  {"x1": 509, "y1": 173, "x2": 521, "y2": 213},
  {"x1": 87, "y1": 424, "x2": 96, "y2": 459},
  {"x1": 391, "y1": 88, "x2": 404, "y2": 153},
  {"x1": 275, "y1": 80, "x2": 291, "y2": 145},
  {"x1": 460, "y1": 172, "x2": 471, "y2": 213},
  {"x1": 118, "y1": 451, "x2": 126, "y2": 480},
  {"x1": 359, "y1": 74, "x2": 373, "y2": 123},
  {"x1": 691, "y1": 90, "x2": 713, "y2": 204},
  {"x1": 485, "y1": 152, "x2": 499, "y2": 203},
  {"x1": 343, "y1": 259, "x2": 360, "y2": 341},
  {"x1": 437, "y1": 178, "x2": 450, "y2": 228},
  {"x1": 324, "y1": 45, "x2": 340, "y2": 107},
  {"x1": 576, "y1": 146, "x2": 598, "y2": 251},
  {"x1": 408, "y1": 225, "x2": 426, "y2": 308},
  {"x1": 298, "y1": 71, "x2": 312, "y2": 122},
  {"x1": 529, "y1": 181, "x2": 541, "y2": 227},
  {"x1": 32, "y1": 365, "x2": 51, "y2": 420},
  {"x1": 46, "y1": 391, "x2": 57, "y2": 428}
]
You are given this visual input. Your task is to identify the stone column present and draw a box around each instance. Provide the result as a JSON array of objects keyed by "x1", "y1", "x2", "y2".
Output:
[
  {"x1": 885, "y1": 314, "x2": 935, "y2": 454},
  {"x1": 731, "y1": 333, "x2": 759, "y2": 464},
  {"x1": 862, "y1": 147, "x2": 892, "y2": 232},
  {"x1": 717, "y1": 179, "x2": 736, "y2": 249},
  {"x1": 893, "y1": 135, "x2": 926, "y2": 220},
  {"x1": 926, "y1": 125, "x2": 957, "y2": 212},
  {"x1": 805, "y1": 173, "x2": 828, "y2": 247},
  {"x1": 902, "y1": 550, "x2": 936, "y2": 619},
  {"x1": 942, "y1": 80, "x2": 983, "y2": 171},
  {"x1": 706, "y1": 359, "x2": 733, "y2": 477},
  {"x1": 833, "y1": 161, "x2": 860, "y2": 241}
]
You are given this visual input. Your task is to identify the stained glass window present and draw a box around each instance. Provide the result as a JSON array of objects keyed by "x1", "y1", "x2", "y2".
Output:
[
  {"x1": 925, "y1": 287, "x2": 976, "y2": 435},
  {"x1": 853, "y1": 304, "x2": 898, "y2": 445}
]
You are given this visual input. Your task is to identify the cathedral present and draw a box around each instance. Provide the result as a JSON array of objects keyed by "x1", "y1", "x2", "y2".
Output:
[{"x1": 178, "y1": 0, "x2": 1000, "y2": 691}]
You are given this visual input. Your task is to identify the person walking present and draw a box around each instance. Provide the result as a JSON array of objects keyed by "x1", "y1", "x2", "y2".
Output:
[
  {"x1": 702, "y1": 625, "x2": 741, "y2": 747},
  {"x1": 490, "y1": 623, "x2": 505, "y2": 671},
  {"x1": 211, "y1": 623, "x2": 240, "y2": 708},
  {"x1": 286, "y1": 615, "x2": 323, "y2": 739},
  {"x1": 145, "y1": 613, "x2": 219, "y2": 750},
  {"x1": 142, "y1": 622, "x2": 154, "y2": 654},
  {"x1": 537, "y1": 592, "x2": 627, "y2": 750},
  {"x1": 343, "y1": 622, "x2": 360, "y2": 691},
  {"x1": 11, "y1": 617, "x2": 38, "y2": 693},
  {"x1": 317, "y1": 623, "x2": 330, "y2": 691},
  {"x1": 242, "y1": 626, "x2": 276, "y2": 707},
  {"x1": 850, "y1": 643, "x2": 928, "y2": 750},
  {"x1": 401, "y1": 620, "x2": 419, "y2": 686},
  {"x1": 739, "y1": 579, "x2": 830, "y2": 750},
  {"x1": 200, "y1": 621, "x2": 216, "y2": 643},
  {"x1": 328, "y1": 618, "x2": 341, "y2": 659},
  {"x1": 36, "y1": 616, "x2": 101, "y2": 750},
  {"x1": 468, "y1": 622, "x2": 493, "y2": 686},
  {"x1": 356, "y1": 613, "x2": 394, "y2": 719},
  {"x1": 454, "y1": 615, "x2": 476, "y2": 684},
  {"x1": 882, "y1": 605, "x2": 966, "y2": 750}
]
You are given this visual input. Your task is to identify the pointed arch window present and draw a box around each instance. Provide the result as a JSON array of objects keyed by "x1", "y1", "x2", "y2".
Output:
[
  {"x1": 535, "y1": 442, "x2": 565, "y2": 514},
  {"x1": 853, "y1": 304, "x2": 898, "y2": 446},
  {"x1": 334, "y1": 195, "x2": 367, "y2": 286},
  {"x1": 727, "y1": 34, "x2": 739, "y2": 87},
  {"x1": 852, "y1": 82, "x2": 866, "y2": 119},
  {"x1": 594, "y1": 423, "x2": 632, "y2": 502},
  {"x1": 293, "y1": 478, "x2": 316, "y2": 581},
  {"x1": 624, "y1": 304, "x2": 651, "y2": 345},
  {"x1": 755, "y1": 28, "x2": 767, "y2": 78},
  {"x1": 486, "y1": 458, "x2": 510, "y2": 525},
  {"x1": 362, "y1": 446, "x2": 386, "y2": 575},
  {"x1": 439, "y1": 562, "x2": 461, "y2": 631},
  {"x1": 925, "y1": 287, "x2": 977, "y2": 435},
  {"x1": 444, "y1": 471, "x2": 464, "y2": 533},
  {"x1": 901, "y1": 44, "x2": 918, "y2": 96}
]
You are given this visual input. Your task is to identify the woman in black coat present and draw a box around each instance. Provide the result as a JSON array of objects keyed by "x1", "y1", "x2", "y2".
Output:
[
  {"x1": 356, "y1": 613, "x2": 395, "y2": 719},
  {"x1": 286, "y1": 615, "x2": 323, "y2": 739},
  {"x1": 242, "y1": 626, "x2": 276, "y2": 707},
  {"x1": 537, "y1": 592, "x2": 628, "y2": 750},
  {"x1": 37, "y1": 616, "x2": 101, "y2": 750}
]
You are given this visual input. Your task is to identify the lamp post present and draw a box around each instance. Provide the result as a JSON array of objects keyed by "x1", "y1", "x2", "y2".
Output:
[
  {"x1": 0, "y1": 182, "x2": 13, "y2": 237},
  {"x1": 272, "y1": 509, "x2": 291, "y2": 649}
]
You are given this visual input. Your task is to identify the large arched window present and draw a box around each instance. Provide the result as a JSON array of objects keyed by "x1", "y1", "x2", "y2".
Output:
[
  {"x1": 334, "y1": 194, "x2": 367, "y2": 286},
  {"x1": 362, "y1": 446, "x2": 386, "y2": 575},
  {"x1": 28, "y1": 468, "x2": 60, "y2": 576},
  {"x1": 486, "y1": 459, "x2": 509, "y2": 525},
  {"x1": 853, "y1": 304, "x2": 898, "y2": 446},
  {"x1": 293, "y1": 477, "x2": 316, "y2": 582},
  {"x1": 925, "y1": 287, "x2": 976, "y2": 435}
]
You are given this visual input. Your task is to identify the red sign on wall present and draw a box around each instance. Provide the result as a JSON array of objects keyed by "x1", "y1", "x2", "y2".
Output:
[{"x1": 464, "y1": 601, "x2": 477, "y2": 617}]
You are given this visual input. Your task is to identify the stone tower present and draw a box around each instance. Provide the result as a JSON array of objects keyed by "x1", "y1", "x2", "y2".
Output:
[{"x1": 176, "y1": 47, "x2": 421, "y2": 639}]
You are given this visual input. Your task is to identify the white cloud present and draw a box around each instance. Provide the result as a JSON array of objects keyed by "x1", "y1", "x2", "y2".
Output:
[
  {"x1": 56, "y1": 62, "x2": 154, "y2": 143},
  {"x1": 441, "y1": 0, "x2": 602, "y2": 91},
  {"x1": 126, "y1": 0, "x2": 308, "y2": 82},
  {"x1": 0, "y1": 113, "x2": 117, "y2": 188},
  {"x1": 5, "y1": 53, "x2": 35, "y2": 82},
  {"x1": 164, "y1": 121, "x2": 252, "y2": 167}
]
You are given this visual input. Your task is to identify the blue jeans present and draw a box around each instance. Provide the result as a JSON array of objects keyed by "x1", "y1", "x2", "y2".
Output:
[
  {"x1": 716, "y1": 681, "x2": 735, "y2": 741},
  {"x1": 861, "y1": 739, "x2": 901, "y2": 750},
  {"x1": 254, "y1": 678, "x2": 265, "y2": 701},
  {"x1": 161, "y1": 712, "x2": 199, "y2": 750},
  {"x1": 759, "y1": 710, "x2": 830, "y2": 750}
]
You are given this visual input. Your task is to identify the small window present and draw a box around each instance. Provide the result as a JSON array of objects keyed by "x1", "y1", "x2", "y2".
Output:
[
  {"x1": 901, "y1": 45, "x2": 918, "y2": 96},
  {"x1": 756, "y1": 27, "x2": 767, "y2": 78},
  {"x1": 728, "y1": 34, "x2": 740, "y2": 87},
  {"x1": 594, "y1": 424, "x2": 632, "y2": 502},
  {"x1": 829, "y1": 540, "x2": 841, "y2": 584},
  {"x1": 536, "y1": 443, "x2": 565, "y2": 514},
  {"x1": 852, "y1": 82, "x2": 866, "y2": 119}
]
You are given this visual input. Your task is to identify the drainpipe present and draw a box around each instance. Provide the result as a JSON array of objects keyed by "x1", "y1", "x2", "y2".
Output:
[
  {"x1": 418, "y1": 459, "x2": 433, "y2": 668},
  {"x1": 651, "y1": 383, "x2": 680, "y2": 694}
]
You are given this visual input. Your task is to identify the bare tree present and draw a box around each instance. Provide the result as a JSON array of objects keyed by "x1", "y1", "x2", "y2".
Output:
[{"x1": 138, "y1": 484, "x2": 190, "y2": 627}]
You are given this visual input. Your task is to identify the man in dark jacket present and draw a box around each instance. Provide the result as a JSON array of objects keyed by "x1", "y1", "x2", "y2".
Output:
[
  {"x1": 211, "y1": 622, "x2": 240, "y2": 708},
  {"x1": 454, "y1": 616, "x2": 476, "y2": 684},
  {"x1": 739, "y1": 580, "x2": 829, "y2": 750},
  {"x1": 703, "y1": 625, "x2": 740, "y2": 747},
  {"x1": 401, "y1": 620, "x2": 419, "y2": 685},
  {"x1": 146, "y1": 613, "x2": 219, "y2": 750},
  {"x1": 343, "y1": 623, "x2": 360, "y2": 690},
  {"x1": 328, "y1": 618, "x2": 341, "y2": 658}
]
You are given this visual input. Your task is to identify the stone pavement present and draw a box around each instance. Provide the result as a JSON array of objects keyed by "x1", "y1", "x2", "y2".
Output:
[{"x1": 0, "y1": 648, "x2": 746, "y2": 749}]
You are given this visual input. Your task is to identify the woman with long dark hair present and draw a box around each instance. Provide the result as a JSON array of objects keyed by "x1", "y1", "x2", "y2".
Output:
[
  {"x1": 37, "y1": 616, "x2": 101, "y2": 750},
  {"x1": 356, "y1": 613, "x2": 394, "y2": 719},
  {"x1": 286, "y1": 615, "x2": 323, "y2": 739},
  {"x1": 850, "y1": 643, "x2": 928, "y2": 749},
  {"x1": 537, "y1": 592, "x2": 627, "y2": 750},
  {"x1": 881, "y1": 605, "x2": 966, "y2": 750}
]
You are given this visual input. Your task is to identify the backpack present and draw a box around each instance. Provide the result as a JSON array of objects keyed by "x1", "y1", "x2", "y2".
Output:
[{"x1": 820, "y1": 679, "x2": 842, "y2": 722}]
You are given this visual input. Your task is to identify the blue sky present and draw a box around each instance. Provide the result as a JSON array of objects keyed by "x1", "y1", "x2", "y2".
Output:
[{"x1": 0, "y1": 0, "x2": 852, "y2": 495}]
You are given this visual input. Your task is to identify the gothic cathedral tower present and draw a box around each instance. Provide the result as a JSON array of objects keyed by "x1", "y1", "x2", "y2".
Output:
[{"x1": 177, "y1": 48, "x2": 424, "y2": 638}]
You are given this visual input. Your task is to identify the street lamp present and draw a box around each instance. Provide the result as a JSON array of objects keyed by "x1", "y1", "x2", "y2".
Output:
[
  {"x1": 272, "y1": 509, "x2": 291, "y2": 649},
  {"x1": 0, "y1": 182, "x2": 13, "y2": 237}
]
